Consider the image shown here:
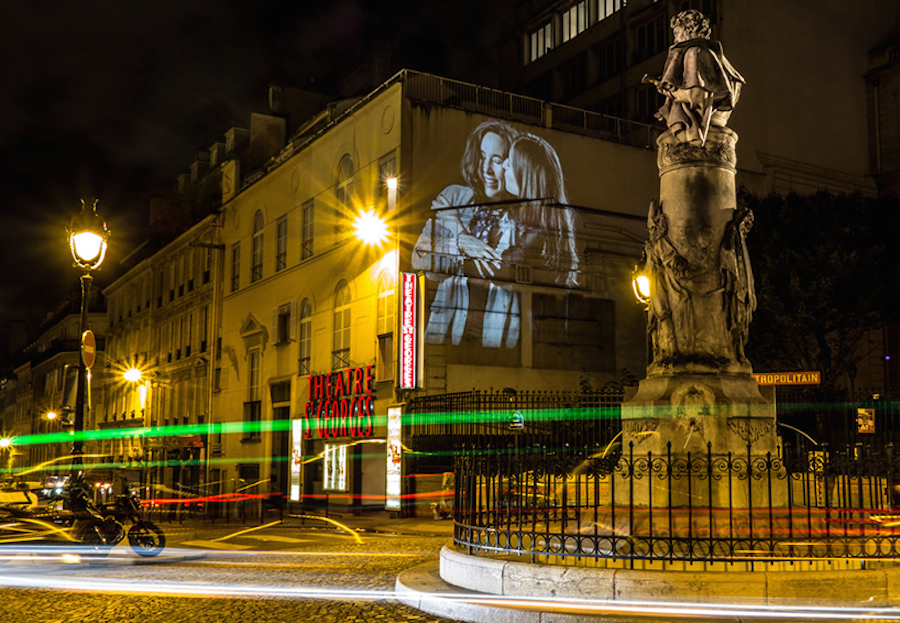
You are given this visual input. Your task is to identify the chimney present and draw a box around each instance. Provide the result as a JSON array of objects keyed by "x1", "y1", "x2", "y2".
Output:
[{"x1": 209, "y1": 142, "x2": 227, "y2": 167}]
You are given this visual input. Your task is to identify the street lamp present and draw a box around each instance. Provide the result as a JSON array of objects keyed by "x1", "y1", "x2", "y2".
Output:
[
  {"x1": 353, "y1": 209, "x2": 390, "y2": 247},
  {"x1": 631, "y1": 265, "x2": 651, "y2": 306},
  {"x1": 67, "y1": 198, "x2": 110, "y2": 466}
]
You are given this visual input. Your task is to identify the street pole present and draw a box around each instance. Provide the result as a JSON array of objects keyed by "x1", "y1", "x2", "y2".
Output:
[
  {"x1": 67, "y1": 197, "x2": 109, "y2": 471},
  {"x1": 72, "y1": 271, "x2": 93, "y2": 467}
]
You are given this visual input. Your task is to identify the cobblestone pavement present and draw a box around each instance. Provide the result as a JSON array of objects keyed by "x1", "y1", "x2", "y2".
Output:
[{"x1": 0, "y1": 528, "x2": 460, "y2": 623}]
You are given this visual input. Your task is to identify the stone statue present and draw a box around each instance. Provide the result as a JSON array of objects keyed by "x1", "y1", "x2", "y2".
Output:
[
  {"x1": 623, "y1": 9, "x2": 773, "y2": 465},
  {"x1": 643, "y1": 198, "x2": 756, "y2": 371},
  {"x1": 643, "y1": 10, "x2": 745, "y2": 146}
]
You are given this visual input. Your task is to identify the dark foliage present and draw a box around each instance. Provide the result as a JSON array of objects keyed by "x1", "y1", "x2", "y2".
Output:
[{"x1": 743, "y1": 190, "x2": 900, "y2": 400}]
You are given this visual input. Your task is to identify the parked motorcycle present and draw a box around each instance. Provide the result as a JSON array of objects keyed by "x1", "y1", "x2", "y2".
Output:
[{"x1": 65, "y1": 474, "x2": 166, "y2": 557}]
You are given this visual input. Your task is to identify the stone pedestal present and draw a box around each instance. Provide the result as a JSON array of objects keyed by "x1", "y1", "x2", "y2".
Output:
[
  {"x1": 622, "y1": 126, "x2": 783, "y2": 510},
  {"x1": 622, "y1": 373, "x2": 776, "y2": 456}
]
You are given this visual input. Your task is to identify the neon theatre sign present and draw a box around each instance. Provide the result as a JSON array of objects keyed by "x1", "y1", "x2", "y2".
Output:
[
  {"x1": 304, "y1": 366, "x2": 375, "y2": 438},
  {"x1": 399, "y1": 272, "x2": 419, "y2": 389}
]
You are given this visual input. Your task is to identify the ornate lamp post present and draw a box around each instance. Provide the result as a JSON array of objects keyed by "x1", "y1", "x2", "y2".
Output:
[{"x1": 67, "y1": 198, "x2": 110, "y2": 466}]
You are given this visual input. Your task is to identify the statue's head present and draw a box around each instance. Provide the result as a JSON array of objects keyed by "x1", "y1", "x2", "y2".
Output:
[{"x1": 670, "y1": 10, "x2": 711, "y2": 42}]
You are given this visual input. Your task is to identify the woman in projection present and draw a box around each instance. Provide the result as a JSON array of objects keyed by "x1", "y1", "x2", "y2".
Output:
[
  {"x1": 412, "y1": 120, "x2": 520, "y2": 345},
  {"x1": 482, "y1": 134, "x2": 579, "y2": 347}
]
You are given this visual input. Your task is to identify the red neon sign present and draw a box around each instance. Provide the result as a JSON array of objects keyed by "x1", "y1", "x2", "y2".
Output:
[
  {"x1": 304, "y1": 366, "x2": 375, "y2": 439},
  {"x1": 399, "y1": 272, "x2": 418, "y2": 389}
]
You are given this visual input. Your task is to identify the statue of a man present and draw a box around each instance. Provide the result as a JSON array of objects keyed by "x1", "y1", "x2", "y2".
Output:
[{"x1": 645, "y1": 10, "x2": 745, "y2": 146}]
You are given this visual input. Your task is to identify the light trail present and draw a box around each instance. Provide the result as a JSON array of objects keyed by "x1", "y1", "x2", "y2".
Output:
[
  {"x1": 0, "y1": 571, "x2": 895, "y2": 620},
  {"x1": 213, "y1": 521, "x2": 283, "y2": 543},
  {"x1": 285, "y1": 514, "x2": 363, "y2": 543}
]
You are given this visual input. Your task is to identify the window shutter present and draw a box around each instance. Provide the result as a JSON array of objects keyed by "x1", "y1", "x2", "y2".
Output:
[
  {"x1": 290, "y1": 300, "x2": 298, "y2": 340},
  {"x1": 272, "y1": 308, "x2": 279, "y2": 343}
]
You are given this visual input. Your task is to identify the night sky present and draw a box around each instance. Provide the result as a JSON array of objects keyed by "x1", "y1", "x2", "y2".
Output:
[{"x1": 0, "y1": 0, "x2": 512, "y2": 333}]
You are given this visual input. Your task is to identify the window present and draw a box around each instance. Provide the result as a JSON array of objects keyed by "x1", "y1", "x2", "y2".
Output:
[
  {"x1": 598, "y1": 0, "x2": 625, "y2": 22},
  {"x1": 141, "y1": 278, "x2": 149, "y2": 311},
  {"x1": 156, "y1": 269, "x2": 164, "y2": 308},
  {"x1": 301, "y1": 200, "x2": 314, "y2": 259},
  {"x1": 276, "y1": 215, "x2": 287, "y2": 271},
  {"x1": 562, "y1": 1, "x2": 588, "y2": 43},
  {"x1": 597, "y1": 37, "x2": 624, "y2": 83},
  {"x1": 562, "y1": 52, "x2": 587, "y2": 100},
  {"x1": 203, "y1": 248, "x2": 211, "y2": 284},
  {"x1": 378, "y1": 152, "x2": 397, "y2": 207},
  {"x1": 251, "y1": 211, "x2": 264, "y2": 282},
  {"x1": 187, "y1": 249, "x2": 195, "y2": 292},
  {"x1": 332, "y1": 282, "x2": 351, "y2": 370},
  {"x1": 298, "y1": 299, "x2": 312, "y2": 376},
  {"x1": 271, "y1": 381, "x2": 291, "y2": 406},
  {"x1": 175, "y1": 316, "x2": 183, "y2": 359},
  {"x1": 245, "y1": 349, "x2": 261, "y2": 440},
  {"x1": 248, "y1": 350, "x2": 260, "y2": 402},
  {"x1": 177, "y1": 256, "x2": 185, "y2": 297},
  {"x1": 635, "y1": 13, "x2": 668, "y2": 63},
  {"x1": 323, "y1": 443, "x2": 348, "y2": 491},
  {"x1": 636, "y1": 83, "x2": 664, "y2": 121},
  {"x1": 678, "y1": 0, "x2": 716, "y2": 24},
  {"x1": 199, "y1": 305, "x2": 208, "y2": 352},
  {"x1": 185, "y1": 313, "x2": 193, "y2": 357},
  {"x1": 378, "y1": 335, "x2": 394, "y2": 383},
  {"x1": 275, "y1": 302, "x2": 294, "y2": 345},
  {"x1": 376, "y1": 273, "x2": 396, "y2": 382},
  {"x1": 335, "y1": 156, "x2": 353, "y2": 242},
  {"x1": 529, "y1": 22, "x2": 554, "y2": 63},
  {"x1": 231, "y1": 243, "x2": 240, "y2": 292}
]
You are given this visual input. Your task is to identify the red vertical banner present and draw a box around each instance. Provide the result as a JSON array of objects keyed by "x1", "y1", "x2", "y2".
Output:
[{"x1": 399, "y1": 272, "x2": 418, "y2": 389}]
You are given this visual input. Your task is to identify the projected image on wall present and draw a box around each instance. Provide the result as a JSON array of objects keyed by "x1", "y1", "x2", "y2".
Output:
[{"x1": 412, "y1": 120, "x2": 580, "y2": 351}]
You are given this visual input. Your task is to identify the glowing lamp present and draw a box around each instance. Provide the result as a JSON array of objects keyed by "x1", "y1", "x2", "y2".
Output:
[
  {"x1": 386, "y1": 177, "x2": 398, "y2": 191},
  {"x1": 67, "y1": 198, "x2": 110, "y2": 270},
  {"x1": 138, "y1": 383, "x2": 148, "y2": 409},
  {"x1": 0, "y1": 438, "x2": 11, "y2": 449},
  {"x1": 123, "y1": 367, "x2": 143, "y2": 383},
  {"x1": 47, "y1": 411, "x2": 58, "y2": 420},
  {"x1": 632, "y1": 266, "x2": 651, "y2": 305},
  {"x1": 353, "y1": 209, "x2": 389, "y2": 247}
]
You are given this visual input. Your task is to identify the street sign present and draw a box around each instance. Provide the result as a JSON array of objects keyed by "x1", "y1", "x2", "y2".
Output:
[
  {"x1": 81, "y1": 330, "x2": 96, "y2": 369},
  {"x1": 752, "y1": 371, "x2": 820, "y2": 386}
]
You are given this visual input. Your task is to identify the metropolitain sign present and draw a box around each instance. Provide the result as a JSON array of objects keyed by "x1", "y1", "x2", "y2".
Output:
[
  {"x1": 304, "y1": 366, "x2": 375, "y2": 438},
  {"x1": 752, "y1": 371, "x2": 821, "y2": 386}
]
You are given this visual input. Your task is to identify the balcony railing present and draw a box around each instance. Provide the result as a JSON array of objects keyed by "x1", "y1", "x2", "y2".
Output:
[{"x1": 403, "y1": 70, "x2": 660, "y2": 150}]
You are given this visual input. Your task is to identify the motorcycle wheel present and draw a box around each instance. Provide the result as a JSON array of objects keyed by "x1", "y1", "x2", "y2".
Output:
[
  {"x1": 77, "y1": 523, "x2": 113, "y2": 558},
  {"x1": 127, "y1": 521, "x2": 165, "y2": 557}
]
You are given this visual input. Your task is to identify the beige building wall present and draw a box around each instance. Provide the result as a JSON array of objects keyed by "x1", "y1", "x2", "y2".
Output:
[
  {"x1": 102, "y1": 215, "x2": 220, "y2": 497},
  {"x1": 215, "y1": 84, "x2": 404, "y2": 509}
]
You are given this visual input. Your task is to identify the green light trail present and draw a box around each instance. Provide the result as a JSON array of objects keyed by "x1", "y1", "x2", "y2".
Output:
[
  {"x1": 3, "y1": 399, "x2": 881, "y2": 451},
  {"x1": 3, "y1": 406, "x2": 623, "y2": 449}
]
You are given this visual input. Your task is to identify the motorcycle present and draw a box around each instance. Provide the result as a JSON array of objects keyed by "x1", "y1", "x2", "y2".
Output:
[{"x1": 65, "y1": 475, "x2": 166, "y2": 557}]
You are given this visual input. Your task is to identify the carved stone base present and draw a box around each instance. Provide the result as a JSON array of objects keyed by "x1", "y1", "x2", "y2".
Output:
[{"x1": 621, "y1": 372, "x2": 777, "y2": 456}]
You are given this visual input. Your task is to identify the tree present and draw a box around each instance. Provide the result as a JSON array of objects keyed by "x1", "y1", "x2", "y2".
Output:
[{"x1": 743, "y1": 190, "x2": 900, "y2": 401}]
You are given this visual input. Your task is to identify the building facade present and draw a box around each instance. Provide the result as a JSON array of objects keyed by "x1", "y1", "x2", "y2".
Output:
[
  {"x1": 498, "y1": 0, "x2": 898, "y2": 196},
  {"x1": 212, "y1": 71, "x2": 658, "y2": 514},
  {"x1": 101, "y1": 215, "x2": 222, "y2": 500},
  {"x1": 8, "y1": 294, "x2": 108, "y2": 474}
]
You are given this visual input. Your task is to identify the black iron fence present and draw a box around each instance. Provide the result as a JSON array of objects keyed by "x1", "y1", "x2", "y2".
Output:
[
  {"x1": 454, "y1": 438, "x2": 900, "y2": 563},
  {"x1": 408, "y1": 387, "x2": 900, "y2": 563}
]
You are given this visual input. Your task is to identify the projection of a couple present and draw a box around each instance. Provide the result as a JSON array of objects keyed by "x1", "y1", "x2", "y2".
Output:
[{"x1": 412, "y1": 120, "x2": 580, "y2": 350}]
